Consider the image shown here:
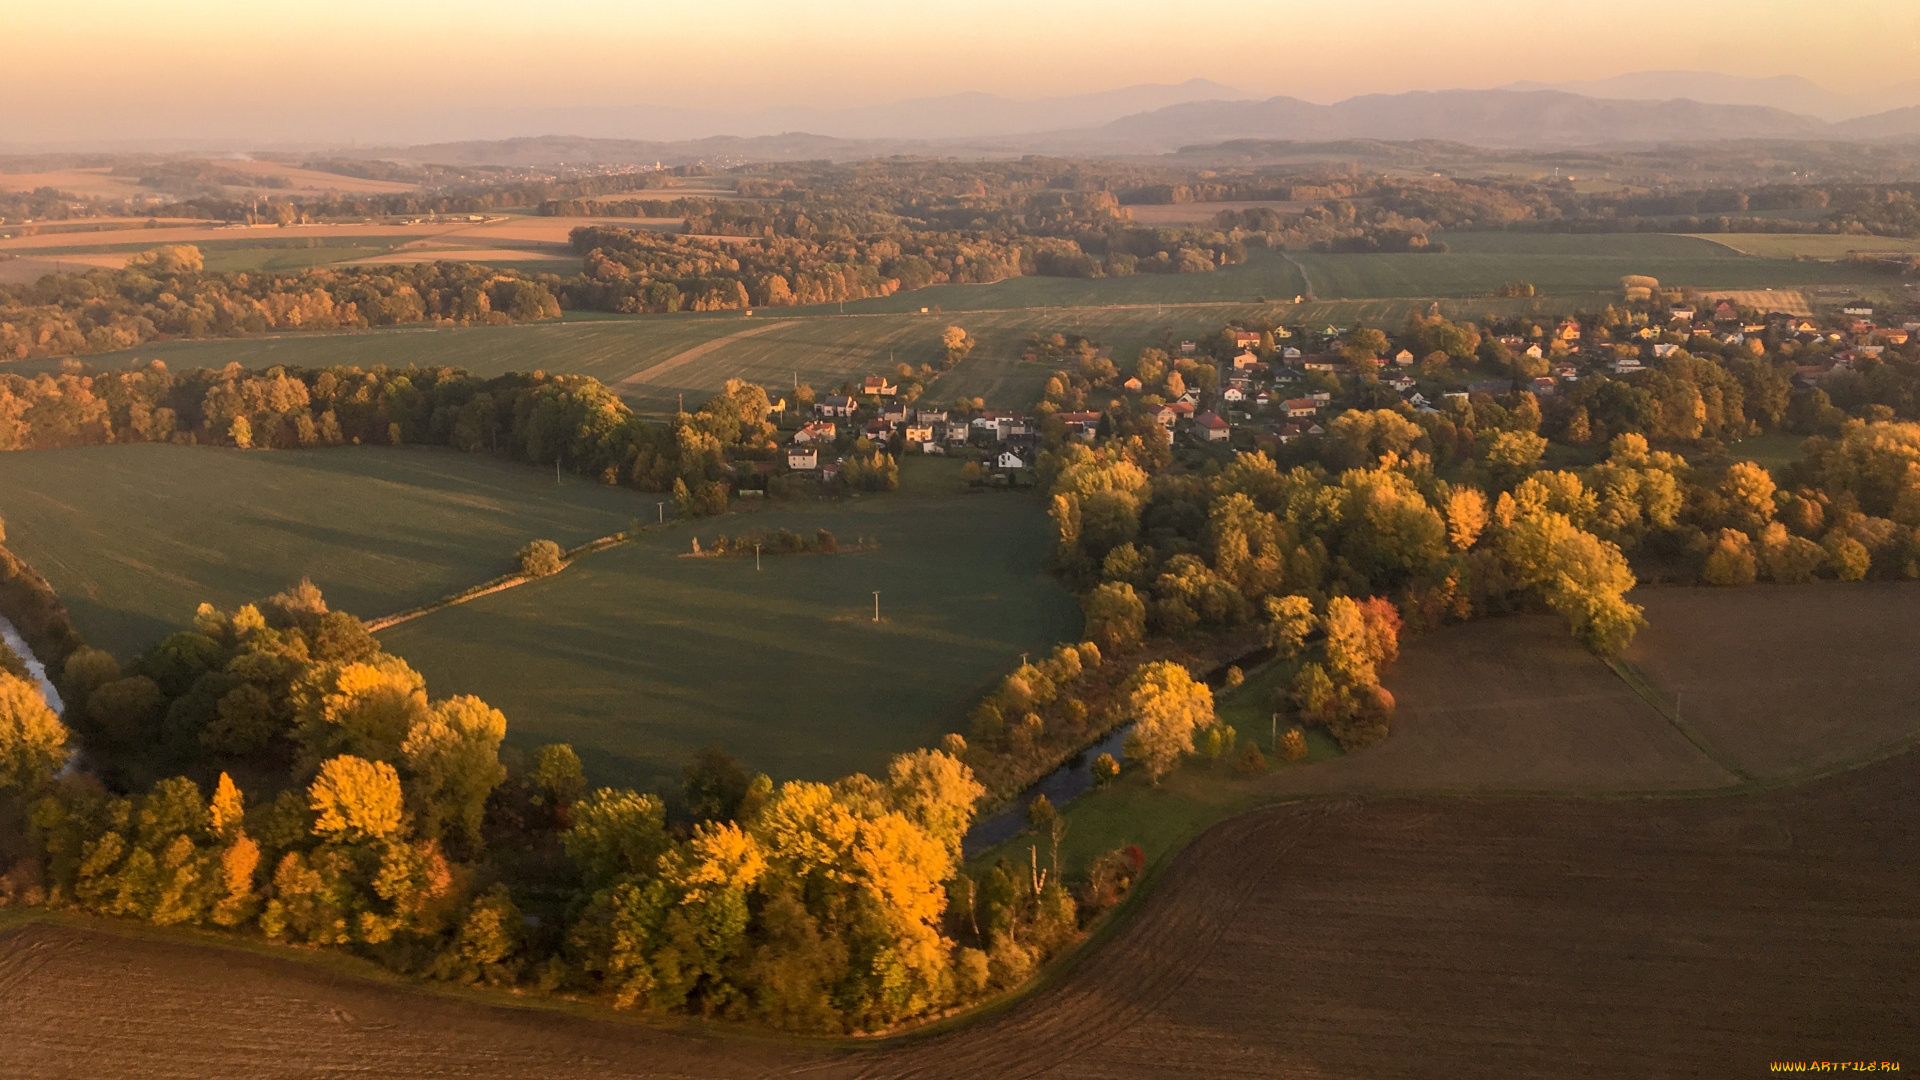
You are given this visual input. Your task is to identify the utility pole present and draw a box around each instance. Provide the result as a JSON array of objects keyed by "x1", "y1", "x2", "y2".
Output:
[
  {"x1": 872, "y1": 591, "x2": 880, "y2": 622},
  {"x1": 755, "y1": 543, "x2": 762, "y2": 571},
  {"x1": 1272, "y1": 712, "x2": 1279, "y2": 753},
  {"x1": 656, "y1": 502, "x2": 664, "y2": 524}
]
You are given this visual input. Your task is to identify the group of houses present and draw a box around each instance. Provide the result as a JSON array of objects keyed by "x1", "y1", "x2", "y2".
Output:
[{"x1": 779, "y1": 377, "x2": 1040, "y2": 478}]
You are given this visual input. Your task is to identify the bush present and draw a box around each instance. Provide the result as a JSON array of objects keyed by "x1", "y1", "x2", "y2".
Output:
[
  {"x1": 1235, "y1": 741, "x2": 1268, "y2": 776},
  {"x1": 516, "y1": 540, "x2": 565, "y2": 578},
  {"x1": 1281, "y1": 727, "x2": 1309, "y2": 762},
  {"x1": 1091, "y1": 752, "x2": 1119, "y2": 787}
]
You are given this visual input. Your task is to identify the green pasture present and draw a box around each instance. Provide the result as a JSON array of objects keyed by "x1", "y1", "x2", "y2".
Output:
[
  {"x1": 0, "y1": 443, "x2": 644, "y2": 657},
  {"x1": 379, "y1": 481, "x2": 1081, "y2": 792},
  {"x1": 1684, "y1": 233, "x2": 1920, "y2": 259}
]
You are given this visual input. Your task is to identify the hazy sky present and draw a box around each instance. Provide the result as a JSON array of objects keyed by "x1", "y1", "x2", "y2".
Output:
[{"x1": 5, "y1": 0, "x2": 1919, "y2": 145}]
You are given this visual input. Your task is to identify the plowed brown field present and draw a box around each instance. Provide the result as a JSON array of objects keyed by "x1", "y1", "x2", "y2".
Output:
[
  {"x1": 6, "y1": 754, "x2": 1916, "y2": 1079},
  {"x1": 6, "y1": 586, "x2": 1919, "y2": 1077}
]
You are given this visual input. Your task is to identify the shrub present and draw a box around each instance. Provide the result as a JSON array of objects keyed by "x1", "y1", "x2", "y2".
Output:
[
  {"x1": 1281, "y1": 727, "x2": 1309, "y2": 762},
  {"x1": 1235, "y1": 740, "x2": 1268, "y2": 776},
  {"x1": 516, "y1": 540, "x2": 565, "y2": 578},
  {"x1": 1090, "y1": 752, "x2": 1119, "y2": 787}
]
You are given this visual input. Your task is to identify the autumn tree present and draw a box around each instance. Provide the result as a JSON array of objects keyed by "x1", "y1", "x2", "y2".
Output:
[
  {"x1": 1121, "y1": 662, "x2": 1215, "y2": 783},
  {"x1": 0, "y1": 672, "x2": 66, "y2": 792}
]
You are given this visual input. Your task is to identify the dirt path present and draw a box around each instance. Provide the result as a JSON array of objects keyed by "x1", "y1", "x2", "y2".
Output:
[{"x1": 616, "y1": 320, "x2": 798, "y2": 389}]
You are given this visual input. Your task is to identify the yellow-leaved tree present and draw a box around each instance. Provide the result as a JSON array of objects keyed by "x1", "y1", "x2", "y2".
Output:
[{"x1": 1121, "y1": 661, "x2": 1215, "y2": 783}]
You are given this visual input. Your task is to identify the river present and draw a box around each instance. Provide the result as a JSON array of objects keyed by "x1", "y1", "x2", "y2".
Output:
[{"x1": 0, "y1": 613, "x2": 64, "y2": 715}]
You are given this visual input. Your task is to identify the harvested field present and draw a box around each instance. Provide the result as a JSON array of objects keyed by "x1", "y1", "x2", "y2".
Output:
[
  {"x1": 6, "y1": 750, "x2": 1916, "y2": 1078},
  {"x1": 1700, "y1": 288, "x2": 1814, "y2": 316},
  {"x1": 1261, "y1": 614, "x2": 1737, "y2": 797},
  {"x1": 1627, "y1": 583, "x2": 1920, "y2": 779},
  {"x1": 1122, "y1": 200, "x2": 1315, "y2": 225}
]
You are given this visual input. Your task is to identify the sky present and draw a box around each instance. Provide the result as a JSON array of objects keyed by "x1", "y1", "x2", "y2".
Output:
[{"x1": 4, "y1": 0, "x2": 1920, "y2": 146}]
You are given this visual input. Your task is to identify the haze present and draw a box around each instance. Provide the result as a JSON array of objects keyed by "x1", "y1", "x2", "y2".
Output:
[{"x1": 5, "y1": 0, "x2": 1919, "y2": 147}]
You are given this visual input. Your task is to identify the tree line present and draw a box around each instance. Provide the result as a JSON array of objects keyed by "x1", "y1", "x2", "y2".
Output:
[{"x1": 0, "y1": 572, "x2": 1140, "y2": 1032}]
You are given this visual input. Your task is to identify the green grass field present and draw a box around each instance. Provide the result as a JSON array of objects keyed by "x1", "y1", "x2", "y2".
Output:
[
  {"x1": 1685, "y1": 233, "x2": 1920, "y2": 259},
  {"x1": 0, "y1": 443, "x2": 647, "y2": 657},
  {"x1": 379, "y1": 478, "x2": 1080, "y2": 791}
]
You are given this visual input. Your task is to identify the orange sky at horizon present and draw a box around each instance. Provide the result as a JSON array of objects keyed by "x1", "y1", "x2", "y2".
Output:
[{"x1": 3, "y1": 0, "x2": 1918, "y2": 145}]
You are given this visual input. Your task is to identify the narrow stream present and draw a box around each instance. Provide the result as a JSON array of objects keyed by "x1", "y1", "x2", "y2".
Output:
[
  {"x1": 960, "y1": 645, "x2": 1274, "y2": 859},
  {"x1": 0, "y1": 613, "x2": 65, "y2": 715}
]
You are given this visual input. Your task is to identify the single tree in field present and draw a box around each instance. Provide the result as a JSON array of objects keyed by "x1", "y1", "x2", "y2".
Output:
[
  {"x1": 516, "y1": 539, "x2": 564, "y2": 578},
  {"x1": 1091, "y1": 752, "x2": 1120, "y2": 787},
  {"x1": 1121, "y1": 661, "x2": 1214, "y2": 784}
]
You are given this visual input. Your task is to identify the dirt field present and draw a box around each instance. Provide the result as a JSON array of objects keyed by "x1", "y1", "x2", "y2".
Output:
[
  {"x1": 1262, "y1": 614, "x2": 1737, "y2": 796},
  {"x1": 1628, "y1": 583, "x2": 1920, "y2": 779},
  {"x1": 0, "y1": 163, "x2": 417, "y2": 200},
  {"x1": 1123, "y1": 200, "x2": 1315, "y2": 225},
  {"x1": 7, "y1": 751, "x2": 1915, "y2": 1079}
]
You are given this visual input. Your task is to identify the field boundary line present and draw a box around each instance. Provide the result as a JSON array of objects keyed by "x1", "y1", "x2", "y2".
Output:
[
  {"x1": 616, "y1": 319, "x2": 797, "y2": 389},
  {"x1": 365, "y1": 524, "x2": 667, "y2": 632},
  {"x1": 1604, "y1": 657, "x2": 1753, "y2": 783}
]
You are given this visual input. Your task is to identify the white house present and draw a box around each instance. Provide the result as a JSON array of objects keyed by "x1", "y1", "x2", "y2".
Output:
[
  {"x1": 996, "y1": 450, "x2": 1026, "y2": 470},
  {"x1": 786, "y1": 445, "x2": 819, "y2": 470}
]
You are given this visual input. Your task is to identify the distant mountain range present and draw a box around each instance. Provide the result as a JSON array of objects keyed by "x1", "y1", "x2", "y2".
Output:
[
  {"x1": 1505, "y1": 71, "x2": 1920, "y2": 124},
  {"x1": 386, "y1": 86, "x2": 1920, "y2": 166}
]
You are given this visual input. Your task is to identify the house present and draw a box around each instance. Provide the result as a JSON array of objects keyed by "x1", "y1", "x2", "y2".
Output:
[
  {"x1": 1843, "y1": 300, "x2": 1875, "y2": 318},
  {"x1": 1178, "y1": 340, "x2": 1197, "y2": 355},
  {"x1": 1122, "y1": 376, "x2": 1144, "y2": 393},
  {"x1": 1177, "y1": 388, "x2": 1201, "y2": 405},
  {"x1": 1713, "y1": 300, "x2": 1740, "y2": 322},
  {"x1": 1193, "y1": 412, "x2": 1230, "y2": 443},
  {"x1": 1254, "y1": 391, "x2": 1273, "y2": 409},
  {"x1": 1233, "y1": 331, "x2": 1262, "y2": 350},
  {"x1": 1283, "y1": 397, "x2": 1318, "y2": 418},
  {"x1": 1055, "y1": 411, "x2": 1102, "y2": 441},
  {"x1": 765, "y1": 396, "x2": 788, "y2": 416},
  {"x1": 945, "y1": 422, "x2": 971, "y2": 445},
  {"x1": 1168, "y1": 401, "x2": 1197, "y2": 421},
  {"x1": 1519, "y1": 342, "x2": 1545, "y2": 360},
  {"x1": 1651, "y1": 342, "x2": 1682, "y2": 359},
  {"x1": 1272, "y1": 366, "x2": 1304, "y2": 384},
  {"x1": 1386, "y1": 375, "x2": 1416, "y2": 393},
  {"x1": 1281, "y1": 346, "x2": 1303, "y2": 361},
  {"x1": 915, "y1": 409, "x2": 948, "y2": 425},
  {"x1": 862, "y1": 420, "x2": 893, "y2": 441},
  {"x1": 785, "y1": 445, "x2": 819, "y2": 471},
  {"x1": 1309, "y1": 390, "x2": 1332, "y2": 405},
  {"x1": 1531, "y1": 376, "x2": 1558, "y2": 396},
  {"x1": 1301, "y1": 356, "x2": 1339, "y2": 373},
  {"x1": 1153, "y1": 404, "x2": 1178, "y2": 428},
  {"x1": 1232, "y1": 349, "x2": 1262, "y2": 370},
  {"x1": 817, "y1": 395, "x2": 857, "y2": 418},
  {"x1": 879, "y1": 403, "x2": 908, "y2": 424},
  {"x1": 1612, "y1": 355, "x2": 1645, "y2": 374},
  {"x1": 792, "y1": 420, "x2": 836, "y2": 443},
  {"x1": 1393, "y1": 349, "x2": 1416, "y2": 366},
  {"x1": 820, "y1": 462, "x2": 841, "y2": 483},
  {"x1": 996, "y1": 450, "x2": 1026, "y2": 471},
  {"x1": 1555, "y1": 320, "x2": 1582, "y2": 342},
  {"x1": 1879, "y1": 328, "x2": 1911, "y2": 345},
  {"x1": 1669, "y1": 305, "x2": 1696, "y2": 322},
  {"x1": 904, "y1": 422, "x2": 934, "y2": 444},
  {"x1": 863, "y1": 376, "x2": 898, "y2": 397},
  {"x1": 1222, "y1": 386, "x2": 1247, "y2": 404}
]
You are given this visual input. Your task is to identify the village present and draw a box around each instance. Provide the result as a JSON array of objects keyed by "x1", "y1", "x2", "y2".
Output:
[{"x1": 759, "y1": 294, "x2": 1916, "y2": 489}]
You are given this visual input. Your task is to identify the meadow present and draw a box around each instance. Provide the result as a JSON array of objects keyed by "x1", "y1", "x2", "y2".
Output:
[
  {"x1": 1686, "y1": 232, "x2": 1920, "y2": 259},
  {"x1": 380, "y1": 480, "x2": 1080, "y2": 791},
  {"x1": 0, "y1": 443, "x2": 647, "y2": 657}
]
